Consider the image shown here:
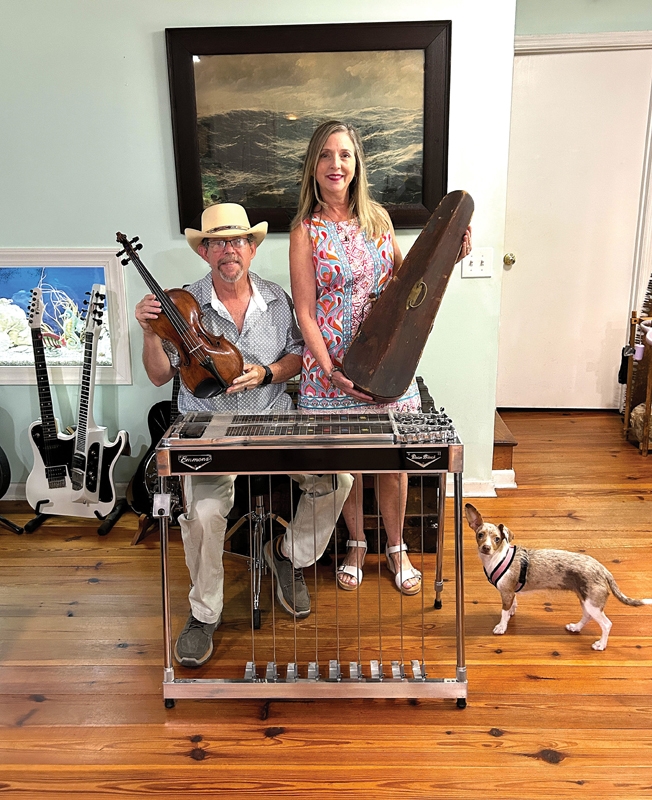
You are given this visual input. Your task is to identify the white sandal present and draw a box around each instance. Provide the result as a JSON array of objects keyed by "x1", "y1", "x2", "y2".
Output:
[
  {"x1": 385, "y1": 543, "x2": 422, "y2": 595},
  {"x1": 336, "y1": 539, "x2": 367, "y2": 591}
]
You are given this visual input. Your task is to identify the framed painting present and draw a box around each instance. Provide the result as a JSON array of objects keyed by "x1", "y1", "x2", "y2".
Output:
[
  {"x1": 0, "y1": 249, "x2": 132, "y2": 385},
  {"x1": 166, "y1": 21, "x2": 451, "y2": 233}
]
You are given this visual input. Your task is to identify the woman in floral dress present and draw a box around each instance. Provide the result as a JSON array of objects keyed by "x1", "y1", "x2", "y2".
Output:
[{"x1": 290, "y1": 120, "x2": 471, "y2": 593}]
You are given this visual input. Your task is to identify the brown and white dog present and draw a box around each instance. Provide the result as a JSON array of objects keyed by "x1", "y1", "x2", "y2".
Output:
[{"x1": 464, "y1": 503, "x2": 652, "y2": 650}]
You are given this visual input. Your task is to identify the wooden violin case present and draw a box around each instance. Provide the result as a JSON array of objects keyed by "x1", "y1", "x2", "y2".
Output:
[{"x1": 342, "y1": 190, "x2": 474, "y2": 402}]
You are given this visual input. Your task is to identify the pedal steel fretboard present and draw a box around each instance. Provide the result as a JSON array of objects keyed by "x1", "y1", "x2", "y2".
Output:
[{"x1": 156, "y1": 411, "x2": 462, "y2": 476}]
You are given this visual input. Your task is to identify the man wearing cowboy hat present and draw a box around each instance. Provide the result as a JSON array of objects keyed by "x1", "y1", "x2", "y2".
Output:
[{"x1": 136, "y1": 203, "x2": 352, "y2": 667}]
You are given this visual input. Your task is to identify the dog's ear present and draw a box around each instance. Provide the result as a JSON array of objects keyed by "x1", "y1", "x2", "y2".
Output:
[
  {"x1": 498, "y1": 523, "x2": 513, "y2": 543},
  {"x1": 465, "y1": 503, "x2": 484, "y2": 531}
]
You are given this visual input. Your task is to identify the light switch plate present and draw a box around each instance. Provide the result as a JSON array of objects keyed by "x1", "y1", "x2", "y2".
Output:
[{"x1": 461, "y1": 247, "x2": 493, "y2": 278}]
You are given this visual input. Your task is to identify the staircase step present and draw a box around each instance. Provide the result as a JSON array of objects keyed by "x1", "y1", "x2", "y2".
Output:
[{"x1": 493, "y1": 411, "x2": 517, "y2": 470}]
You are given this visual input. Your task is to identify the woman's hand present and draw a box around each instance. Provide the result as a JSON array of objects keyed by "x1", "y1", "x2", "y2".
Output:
[
  {"x1": 330, "y1": 368, "x2": 375, "y2": 403},
  {"x1": 456, "y1": 226, "x2": 472, "y2": 263}
]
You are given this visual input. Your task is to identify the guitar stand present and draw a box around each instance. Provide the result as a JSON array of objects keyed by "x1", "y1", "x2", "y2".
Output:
[
  {"x1": 23, "y1": 512, "x2": 51, "y2": 534},
  {"x1": 23, "y1": 498, "x2": 130, "y2": 536},
  {"x1": 0, "y1": 514, "x2": 23, "y2": 535},
  {"x1": 224, "y1": 477, "x2": 289, "y2": 630},
  {"x1": 131, "y1": 513, "x2": 163, "y2": 546},
  {"x1": 96, "y1": 498, "x2": 129, "y2": 536}
]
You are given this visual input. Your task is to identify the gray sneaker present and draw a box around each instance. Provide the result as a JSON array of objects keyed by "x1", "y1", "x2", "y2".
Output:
[
  {"x1": 174, "y1": 613, "x2": 220, "y2": 667},
  {"x1": 264, "y1": 536, "x2": 311, "y2": 618}
]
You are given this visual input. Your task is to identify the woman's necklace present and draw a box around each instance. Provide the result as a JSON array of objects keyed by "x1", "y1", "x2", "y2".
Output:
[{"x1": 321, "y1": 207, "x2": 351, "y2": 243}]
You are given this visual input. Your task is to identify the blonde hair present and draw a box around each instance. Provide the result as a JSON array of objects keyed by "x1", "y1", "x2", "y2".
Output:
[{"x1": 291, "y1": 120, "x2": 390, "y2": 240}]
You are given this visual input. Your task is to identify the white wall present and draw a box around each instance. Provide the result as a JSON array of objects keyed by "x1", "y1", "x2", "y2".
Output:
[{"x1": 0, "y1": 0, "x2": 516, "y2": 495}]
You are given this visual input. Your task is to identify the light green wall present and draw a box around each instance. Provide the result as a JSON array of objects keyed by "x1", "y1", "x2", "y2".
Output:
[
  {"x1": 516, "y1": 0, "x2": 652, "y2": 35},
  {"x1": 0, "y1": 0, "x2": 516, "y2": 493}
]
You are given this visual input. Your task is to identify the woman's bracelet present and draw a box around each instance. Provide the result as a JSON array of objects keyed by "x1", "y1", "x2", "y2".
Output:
[{"x1": 327, "y1": 366, "x2": 342, "y2": 384}]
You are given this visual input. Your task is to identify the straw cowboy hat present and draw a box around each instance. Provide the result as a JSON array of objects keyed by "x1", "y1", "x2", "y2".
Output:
[{"x1": 184, "y1": 203, "x2": 268, "y2": 254}]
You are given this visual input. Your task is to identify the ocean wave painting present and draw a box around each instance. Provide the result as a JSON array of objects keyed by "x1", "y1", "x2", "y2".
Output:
[
  {"x1": 0, "y1": 267, "x2": 112, "y2": 368},
  {"x1": 194, "y1": 50, "x2": 424, "y2": 211}
]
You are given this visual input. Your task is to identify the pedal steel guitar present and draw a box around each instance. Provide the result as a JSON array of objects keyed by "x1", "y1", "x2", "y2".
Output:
[{"x1": 155, "y1": 410, "x2": 467, "y2": 707}]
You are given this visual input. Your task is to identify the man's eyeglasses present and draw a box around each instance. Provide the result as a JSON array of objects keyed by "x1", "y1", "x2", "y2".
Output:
[{"x1": 207, "y1": 237, "x2": 251, "y2": 250}]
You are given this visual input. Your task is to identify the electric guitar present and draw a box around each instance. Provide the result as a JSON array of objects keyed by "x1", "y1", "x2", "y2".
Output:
[
  {"x1": 126, "y1": 374, "x2": 182, "y2": 518},
  {"x1": 69, "y1": 284, "x2": 129, "y2": 518},
  {"x1": 25, "y1": 287, "x2": 77, "y2": 515}
]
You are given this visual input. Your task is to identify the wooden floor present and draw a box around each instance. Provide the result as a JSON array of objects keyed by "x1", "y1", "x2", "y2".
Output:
[{"x1": 1, "y1": 410, "x2": 652, "y2": 798}]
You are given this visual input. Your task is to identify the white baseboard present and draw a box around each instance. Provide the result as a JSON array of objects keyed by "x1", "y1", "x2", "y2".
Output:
[
  {"x1": 2, "y1": 482, "x2": 128, "y2": 503},
  {"x1": 444, "y1": 476, "x2": 497, "y2": 498},
  {"x1": 492, "y1": 469, "x2": 517, "y2": 490},
  {"x1": 4, "y1": 477, "x2": 512, "y2": 505}
]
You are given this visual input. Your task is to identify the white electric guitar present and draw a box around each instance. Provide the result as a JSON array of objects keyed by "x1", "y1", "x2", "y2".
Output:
[{"x1": 68, "y1": 284, "x2": 128, "y2": 517}]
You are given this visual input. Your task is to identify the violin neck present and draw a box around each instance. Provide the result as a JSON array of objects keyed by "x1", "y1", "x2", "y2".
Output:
[
  {"x1": 131, "y1": 255, "x2": 167, "y2": 305},
  {"x1": 131, "y1": 253, "x2": 192, "y2": 340}
]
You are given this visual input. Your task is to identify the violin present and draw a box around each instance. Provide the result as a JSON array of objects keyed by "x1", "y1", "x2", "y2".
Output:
[{"x1": 117, "y1": 232, "x2": 244, "y2": 398}]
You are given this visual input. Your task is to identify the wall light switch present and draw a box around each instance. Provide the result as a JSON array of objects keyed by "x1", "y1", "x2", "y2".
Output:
[{"x1": 461, "y1": 247, "x2": 493, "y2": 278}]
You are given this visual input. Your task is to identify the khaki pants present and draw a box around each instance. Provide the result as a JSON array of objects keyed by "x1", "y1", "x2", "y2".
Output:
[{"x1": 178, "y1": 473, "x2": 353, "y2": 624}]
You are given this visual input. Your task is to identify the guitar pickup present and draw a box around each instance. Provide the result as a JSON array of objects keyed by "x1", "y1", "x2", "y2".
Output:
[{"x1": 179, "y1": 423, "x2": 209, "y2": 438}]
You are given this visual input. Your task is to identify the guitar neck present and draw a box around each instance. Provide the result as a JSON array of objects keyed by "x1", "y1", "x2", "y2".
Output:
[
  {"x1": 74, "y1": 331, "x2": 97, "y2": 455},
  {"x1": 31, "y1": 328, "x2": 59, "y2": 442}
]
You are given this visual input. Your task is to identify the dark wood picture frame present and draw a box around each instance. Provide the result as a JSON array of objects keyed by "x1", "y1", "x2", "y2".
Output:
[{"x1": 166, "y1": 21, "x2": 451, "y2": 233}]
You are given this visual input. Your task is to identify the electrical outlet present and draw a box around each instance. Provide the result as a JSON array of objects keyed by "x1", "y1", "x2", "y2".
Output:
[{"x1": 461, "y1": 247, "x2": 493, "y2": 278}]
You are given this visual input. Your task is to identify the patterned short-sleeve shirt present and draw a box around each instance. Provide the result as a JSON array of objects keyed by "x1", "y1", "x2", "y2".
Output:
[{"x1": 163, "y1": 270, "x2": 303, "y2": 414}]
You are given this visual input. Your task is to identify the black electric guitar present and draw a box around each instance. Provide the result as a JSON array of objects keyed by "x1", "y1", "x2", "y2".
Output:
[
  {"x1": 68, "y1": 284, "x2": 129, "y2": 518},
  {"x1": 25, "y1": 288, "x2": 77, "y2": 516},
  {"x1": 126, "y1": 374, "x2": 182, "y2": 518}
]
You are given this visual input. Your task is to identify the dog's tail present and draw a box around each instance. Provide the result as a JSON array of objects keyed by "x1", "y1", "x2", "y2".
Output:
[{"x1": 607, "y1": 574, "x2": 652, "y2": 607}]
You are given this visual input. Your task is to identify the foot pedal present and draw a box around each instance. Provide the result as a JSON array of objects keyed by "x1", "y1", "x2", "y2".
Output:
[
  {"x1": 265, "y1": 662, "x2": 278, "y2": 682},
  {"x1": 349, "y1": 662, "x2": 362, "y2": 680},
  {"x1": 286, "y1": 662, "x2": 298, "y2": 682},
  {"x1": 328, "y1": 660, "x2": 341, "y2": 681},
  {"x1": 411, "y1": 660, "x2": 425, "y2": 680},
  {"x1": 370, "y1": 660, "x2": 383, "y2": 680},
  {"x1": 308, "y1": 661, "x2": 320, "y2": 681},
  {"x1": 391, "y1": 660, "x2": 405, "y2": 680},
  {"x1": 244, "y1": 661, "x2": 256, "y2": 681}
]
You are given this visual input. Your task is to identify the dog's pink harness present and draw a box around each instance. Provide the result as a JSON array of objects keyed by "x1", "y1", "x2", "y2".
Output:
[{"x1": 484, "y1": 545, "x2": 528, "y2": 592}]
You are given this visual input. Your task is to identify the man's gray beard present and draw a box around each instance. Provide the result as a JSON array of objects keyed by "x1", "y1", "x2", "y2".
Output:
[{"x1": 217, "y1": 262, "x2": 244, "y2": 283}]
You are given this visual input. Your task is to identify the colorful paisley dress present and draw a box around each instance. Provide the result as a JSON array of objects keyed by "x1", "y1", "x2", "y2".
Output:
[{"x1": 297, "y1": 214, "x2": 421, "y2": 413}]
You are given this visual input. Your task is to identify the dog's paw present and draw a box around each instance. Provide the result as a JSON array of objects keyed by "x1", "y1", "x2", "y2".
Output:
[
  {"x1": 493, "y1": 624, "x2": 507, "y2": 635},
  {"x1": 566, "y1": 622, "x2": 582, "y2": 633},
  {"x1": 592, "y1": 640, "x2": 607, "y2": 651}
]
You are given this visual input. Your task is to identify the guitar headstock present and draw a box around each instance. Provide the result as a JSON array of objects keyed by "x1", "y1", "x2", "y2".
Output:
[
  {"x1": 116, "y1": 231, "x2": 143, "y2": 266},
  {"x1": 83, "y1": 283, "x2": 106, "y2": 335},
  {"x1": 27, "y1": 287, "x2": 44, "y2": 330}
]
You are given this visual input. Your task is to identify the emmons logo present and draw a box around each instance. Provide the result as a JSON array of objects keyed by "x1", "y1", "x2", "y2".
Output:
[
  {"x1": 178, "y1": 454, "x2": 213, "y2": 471},
  {"x1": 405, "y1": 451, "x2": 442, "y2": 469}
]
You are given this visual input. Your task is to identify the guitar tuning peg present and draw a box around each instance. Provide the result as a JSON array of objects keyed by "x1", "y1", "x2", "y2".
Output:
[
  {"x1": 116, "y1": 249, "x2": 125, "y2": 257},
  {"x1": 131, "y1": 236, "x2": 139, "y2": 244},
  {"x1": 121, "y1": 258, "x2": 129, "y2": 266},
  {"x1": 83, "y1": 298, "x2": 88, "y2": 305},
  {"x1": 135, "y1": 243, "x2": 143, "y2": 251}
]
